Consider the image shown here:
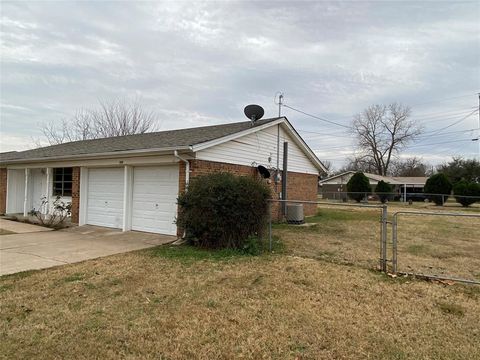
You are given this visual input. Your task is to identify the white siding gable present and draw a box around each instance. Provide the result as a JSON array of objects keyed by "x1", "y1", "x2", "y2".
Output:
[{"x1": 196, "y1": 124, "x2": 319, "y2": 175}]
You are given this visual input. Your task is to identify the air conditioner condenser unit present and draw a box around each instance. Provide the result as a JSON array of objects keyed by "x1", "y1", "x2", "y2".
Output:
[{"x1": 286, "y1": 204, "x2": 305, "y2": 225}]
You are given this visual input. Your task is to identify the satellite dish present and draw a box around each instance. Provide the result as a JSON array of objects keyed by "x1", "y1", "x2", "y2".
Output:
[
  {"x1": 244, "y1": 104, "x2": 264, "y2": 122},
  {"x1": 257, "y1": 165, "x2": 271, "y2": 179}
]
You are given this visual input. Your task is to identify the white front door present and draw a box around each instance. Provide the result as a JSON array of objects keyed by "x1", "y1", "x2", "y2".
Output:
[
  {"x1": 86, "y1": 168, "x2": 124, "y2": 229},
  {"x1": 30, "y1": 168, "x2": 47, "y2": 212},
  {"x1": 131, "y1": 165, "x2": 179, "y2": 235},
  {"x1": 6, "y1": 169, "x2": 25, "y2": 214}
]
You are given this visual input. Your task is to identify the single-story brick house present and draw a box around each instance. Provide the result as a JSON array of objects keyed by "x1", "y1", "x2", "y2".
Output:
[
  {"x1": 319, "y1": 171, "x2": 428, "y2": 201},
  {"x1": 0, "y1": 117, "x2": 326, "y2": 236}
]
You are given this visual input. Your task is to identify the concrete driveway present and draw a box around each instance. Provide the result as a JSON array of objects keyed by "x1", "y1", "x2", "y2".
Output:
[{"x1": 0, "y1": 220, "x2": 176, "y2": 276}]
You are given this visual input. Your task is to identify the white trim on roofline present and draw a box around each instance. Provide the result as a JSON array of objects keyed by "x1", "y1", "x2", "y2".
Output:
[
  {"x1": 1, "y1": 146, "x2": 192, "y2": 165},
  {"x1": 2, "y1": 118, "x2": 326, "y2": 173},
  {"x1": 320, "y1": 171, "x2": 428, "y2": 186},
  {"x1": 192, "y1": 117, "x2": 327, "y2": 173},
  {"x1": 319, "y1": 171, "x2": 355, "y2": 184}
]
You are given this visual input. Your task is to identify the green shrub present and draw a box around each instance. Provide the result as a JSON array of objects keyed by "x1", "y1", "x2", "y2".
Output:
[
  {"x1": 424, "y1": 173, "x2": 452, "y2": 205},
  {"x1": 346, "y1": 172, "x2": 371, "y2": 202},
  {"x1": 176, "y1": 172, "x2": 271, "y2": 249},
  {"x1": 453, "y1": 180, "x2": 480, "y2": 207},
  {"x1": 375, "y1": 180, "x2": 393, "y2": 203}
]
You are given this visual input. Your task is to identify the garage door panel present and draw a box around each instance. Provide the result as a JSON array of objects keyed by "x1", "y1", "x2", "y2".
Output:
[
  {"x1": 87, "y1": 168, "x2": 124, "y2": 229},
  {"x1": 132, "y1": 165, "x2": 179, "y2": 235}
]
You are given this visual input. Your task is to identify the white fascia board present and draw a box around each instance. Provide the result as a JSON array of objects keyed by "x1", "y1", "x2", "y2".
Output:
[
  {"x1": 192, "y1": 117, "x2": 327, "y2": 173},
  {"x1": 191, "y1": 119, "x2": 285, "y2": 152},
  {"x1": 279, "y1": 118, "x2": 328, "y2": 173},
  {"x1": 319, "y1": 171, "x2": 354, "y2": 184},
  {"x1": 1, "y1": 146, "x2": 191, "y2": 166}
]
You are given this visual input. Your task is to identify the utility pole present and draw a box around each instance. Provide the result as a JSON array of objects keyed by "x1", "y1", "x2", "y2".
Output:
[
  {"x1": 275, "y1": 92, "x2": 283, "y2": 193},
  {"x1": 477, "y1": 93, "x2": 480, "y2": 160}
]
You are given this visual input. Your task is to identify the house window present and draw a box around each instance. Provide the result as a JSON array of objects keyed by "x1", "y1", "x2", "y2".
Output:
[{"x1": 53, "y1": 168, "x2": 73, "y2": 196}]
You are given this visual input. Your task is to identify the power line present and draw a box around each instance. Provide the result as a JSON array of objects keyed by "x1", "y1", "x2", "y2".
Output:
[
  {"x1": 411, "y1": 109, "x2": 477, "y2": 124},
  {"x1": 412, "y1": 107, "x2": 476, "y2": 119},
  {"x1": 427, "y1": 109, "x2": 479, "y2": 136},
  {"x1": 408, "y1": 92, "x2": 479, "y2": 107},
  {"x1": 282, "y1": 104, "x2": 351, "y2": 129},
  {"x1": 299, "y1": 128, "x2": 349, "y2": 136},
  {"x1": 300, "y1": 127, "x2": 478, "y2": 141},
  {"x1": 407, "y1": 138, "x2": 475, "y2": 149},
  {"x1": 416, "y1": 128, "x2": 478, "y2": 139}
]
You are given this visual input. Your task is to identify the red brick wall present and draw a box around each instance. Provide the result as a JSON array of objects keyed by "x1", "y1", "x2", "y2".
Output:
[
  {"x1": 178, "y1": 159, "x2": 318, "y2": 221},
  {"x1": 284, "y1": 171, "x2": 318, "y2": 216},
  {"x1": 190, "y1": 159, "x2": 257, "y2": 178},
  {"x1": 0, "y1": 168, "x2": 7, "y2": 215},
  {"x1": 178, "y1": 161, "x2": 186, "y2": 194},
  {"x1": 71, "y1": 167, "x2": 80, "y2": 224}
]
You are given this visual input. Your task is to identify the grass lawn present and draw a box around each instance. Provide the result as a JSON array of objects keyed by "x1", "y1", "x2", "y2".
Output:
[
  {"x1": 1, "y1": 207, "x2": 479, "y2": 359},
  {"x1": 278, "y1": 203, "x2": 480, "y2": 281}
]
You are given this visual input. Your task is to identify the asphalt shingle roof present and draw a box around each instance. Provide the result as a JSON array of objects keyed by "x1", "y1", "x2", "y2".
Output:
[
  {"x1": 319, "y1": 171, "x2": 428, "y2": 185},
  {"x1": 0, "y1": 117, "x2": 280, "y2": 163}
]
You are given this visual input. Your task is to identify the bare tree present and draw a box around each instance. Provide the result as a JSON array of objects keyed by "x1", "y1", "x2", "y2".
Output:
[
  {"x1": 339, "y1": 156, "x2": 377, "y2": 174},
  {"x1": 321, "y1": 160, "x2": 333, "y2": 174},
  {"x1": 41, "y1": 98, "x2": 158, "y2": 145},
  {"x1": 351, "y1": 103, "x2": 422, "y2": 176},
  {"x1": 390, "y1": 157, "x2": 433, "y2": 177}
]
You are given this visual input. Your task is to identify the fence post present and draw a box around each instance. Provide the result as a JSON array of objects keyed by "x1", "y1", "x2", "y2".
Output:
[
  {"x1": 392, "y1": 214, "x2": 397, "y2": 274},
  {"x1": 268, "y1": 201, "x2": 272, "y2": 252},
  {"x1": 379, "y1": 206, "x2": 384, "y2": 271},
  {"x1": 380, "y1": 205, "x2": 388, "y2": 272}
]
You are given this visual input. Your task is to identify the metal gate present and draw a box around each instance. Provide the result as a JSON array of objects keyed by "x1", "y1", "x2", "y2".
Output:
[
  {"x1": 391, "y1": 210, "x2": 480, "y2": 285},
  {"x1": 266, "y1": 200, "x2": 479, "y2": 285}
]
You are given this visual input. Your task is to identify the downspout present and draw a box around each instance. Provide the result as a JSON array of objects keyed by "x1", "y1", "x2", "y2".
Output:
[
  {"x1": 174, "y1": 150, "x2": 189, "y2": 188},
  {"x1": 174, "y1": 150, "x2": 190, "y2": 240},
  {"x1": 282, "y1": 142, "x2": 288, "y2": 216}
]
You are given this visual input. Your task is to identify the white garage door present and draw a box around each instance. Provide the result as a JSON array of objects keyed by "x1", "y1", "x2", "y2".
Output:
[
  {"x1": 132, "y1": 165, "x2": 179, "y2": 235},
  {"x1": 87, "y1": 168, "x2": 124, "y2": 229}
]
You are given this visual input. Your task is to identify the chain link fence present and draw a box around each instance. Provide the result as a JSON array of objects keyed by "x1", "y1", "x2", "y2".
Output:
[
  {"x1": 267, "y1": 199, "x2": 480, "y2": 284},
  {"x1": 268, "y1": 199, "x2": 387, "y2": 271},
  {"x1": 392, "y1": 211, "x2": 480, "y2": 284},
  {"x1": 318, "y1": 191, "x2": 480, "y2": 206}
]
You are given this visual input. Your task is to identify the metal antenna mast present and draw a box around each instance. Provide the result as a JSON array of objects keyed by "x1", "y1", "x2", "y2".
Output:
[
  {"x1": 274, "y1": 92, "x2": 284, "y2": 190},
  {"x1": 278, "y1": 93, "x2": 283, "y2": 117}
]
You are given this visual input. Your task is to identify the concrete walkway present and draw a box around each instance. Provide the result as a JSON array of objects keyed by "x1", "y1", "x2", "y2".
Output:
[
  {"x1": 0, "y1": 218, "x2": 53, "y2": 233},
  {"x1": 0, "y1": 225, "x2": 176, "y2": 276}
]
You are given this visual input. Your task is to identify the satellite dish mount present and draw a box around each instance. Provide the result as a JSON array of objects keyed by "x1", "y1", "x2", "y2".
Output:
[
  {"x1": 244, "y1": 104, "x2": 264, "y2": 126},
  {"x1": 257, "y1": 165, "x2": 271, "y2": 179}
]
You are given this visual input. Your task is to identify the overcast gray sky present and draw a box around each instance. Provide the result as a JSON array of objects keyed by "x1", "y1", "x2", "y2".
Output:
[{"x1": 1, "y1": 1, "x2": 479, "y2": 168}]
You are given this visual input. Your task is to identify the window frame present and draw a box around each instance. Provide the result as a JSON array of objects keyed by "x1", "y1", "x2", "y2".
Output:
[{"x1": 52, "y1": 167, "x2": 73, "y2": 197}]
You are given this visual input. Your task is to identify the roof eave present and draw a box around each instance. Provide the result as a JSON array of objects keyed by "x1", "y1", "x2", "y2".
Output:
[
  {"x1": 279, "y1": 118, "x2": 328, "y2": 173},
  {"x1": 0, "y1": 146, "x2": 192, "y2": 165},
  {"x1": 319, "y1": 171, "x2": 354, "y2": 184},
  {"x1": 191, "y1": 117, "x2": 327, "y2": 173}
]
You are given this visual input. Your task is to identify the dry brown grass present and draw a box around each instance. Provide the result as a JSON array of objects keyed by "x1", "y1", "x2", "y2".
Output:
[
  {"x1": 395, "y1": 214, "x2": 480, "y2": 280},
  {"x1": 1, "y1": 203, "x2": 479, "y2": 359},
  {"x1": 276, "y1": 203, "x2": 480, "y2": 282},
  {"x1": 1, "y1": 244, "x2": 479, "y2": 359}
]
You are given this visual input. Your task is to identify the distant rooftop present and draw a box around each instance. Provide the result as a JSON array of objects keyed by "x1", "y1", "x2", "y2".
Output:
[{"x1": 319, "y1": 171, "x2": 428, "y2": 185}]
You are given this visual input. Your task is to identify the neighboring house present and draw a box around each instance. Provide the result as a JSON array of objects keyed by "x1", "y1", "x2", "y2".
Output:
[
  {"x1": 319, "y1": 171, "x2": 428, "y2": 201},
  {"x1": 0, "y1": 117, "x2": 326, "y2": 236}
]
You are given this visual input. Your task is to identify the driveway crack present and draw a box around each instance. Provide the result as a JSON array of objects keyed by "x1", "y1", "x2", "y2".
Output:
[{"x1": 3, "y1": 250, "x2": 69, "y2": 264}]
